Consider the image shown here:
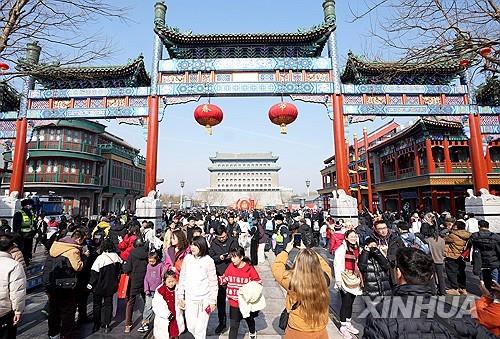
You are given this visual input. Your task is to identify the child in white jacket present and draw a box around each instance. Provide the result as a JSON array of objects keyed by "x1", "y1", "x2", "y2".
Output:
[
  {"x1": 177, "y1": 236, "x2": 218, "y2": 339},
  {"x1": 152, "y1": 269, "x2": 184, "y2": 339}
]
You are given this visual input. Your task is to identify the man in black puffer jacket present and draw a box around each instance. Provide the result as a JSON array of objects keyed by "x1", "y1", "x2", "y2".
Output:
[
  {"x1": 358, "y1": 237, "x2": 391, "y2": 298},
  {"x1": 208, "y1": 224, "x2": 239, "y2": 334},
  {"x1": 363, "y1": 247, "x2": 497, "y2": 339},
  {"x1": 471, "y1": 220, "x2": 500, "y2": 291},
  {"x1": 122, "y1": 238, "x2": 148, "y2": 333}
]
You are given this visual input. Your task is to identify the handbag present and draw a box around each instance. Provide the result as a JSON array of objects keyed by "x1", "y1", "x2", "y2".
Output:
[
  {"x1": 117, "y1": 274, "x2": 129, "y2": 299},
  {"x1": 460, "y1": 240, "x2": 472, "y2": 262},
  {"x1": 278, "y1": 302, "x2": 299, "y2": 331}
]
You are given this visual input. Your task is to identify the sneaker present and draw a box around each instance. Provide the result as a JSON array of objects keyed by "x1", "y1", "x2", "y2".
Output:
[
  {"x1": 249, "y1": 333, "x2": 257, "y2": 339},
  {"x1": 345, "y1": 323, "x2": 359, "y2": 335},
  {"x1": 137, "y1": 324, "x2": 149, "y2": 333},
  {"x1": 124, "y1": 325, "x2": 132, "y2": 333},
  {"x1": 339, "y1": 326, "x2": 353, "y2": 339},
  {"x1": 214, "y1": 322, "x2": 227, "y2": 334},
  {"x1": 447, "y1": 288, "x2": 460, "y2": 296}
]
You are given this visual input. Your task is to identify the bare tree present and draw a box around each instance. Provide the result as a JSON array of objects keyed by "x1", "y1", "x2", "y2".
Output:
[
  {"x1": 350, "y1": 0, "x2": 499, "y2": 75},
  {"x1": 0, "y1": 0, "x2": 129, "y2": 73}
]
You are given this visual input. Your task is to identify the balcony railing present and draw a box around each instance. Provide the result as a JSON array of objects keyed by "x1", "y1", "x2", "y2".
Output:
[
  {"x1": 25, "y1": 173, "x2": 101, "y2": 185},
  {"x1": 399, "y1": 167, "x2": 416, "y2": 179},
  {"x1": 28, "y1": 140, "x2": 100, "y2": 155},
  {"x1": 493, "y1": 162, "x2": 500, "y2": 173},
  {"x1": 451, "y1": 162, "x2": 472, "y2": 173},
  {"x1": 383, "y1": 171, "x2": 396, "y2": 181}
]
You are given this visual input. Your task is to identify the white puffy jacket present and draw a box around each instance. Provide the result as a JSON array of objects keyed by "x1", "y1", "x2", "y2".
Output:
[{"x1": 0, "y1": 252, "x2": 26, "y2": 317}]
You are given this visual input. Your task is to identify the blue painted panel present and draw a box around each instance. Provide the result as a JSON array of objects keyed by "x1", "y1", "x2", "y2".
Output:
[
  {"x1": 28, "y1": 87, "x2": 151, "y2": 99},
  {"x1": 0, "y1": 111, "x2": 18, "y2": 120},
  {"x1": 0, "y1": 131, "x2": 16, "y2": 139},
  {"x1": 158, "y1": 82, "x2": 334, "y2": 96},
  {"x1": 342, "y1": 84, "x2": 468, "y2": 95},
  {"x1": 478, "y1": 106, "x2": 500, "y2": 115},
  {"x1": 27, "y1": 107, "x2": 149, "y2": 119},
  {"x1": 159, "y1": 57, "x2": 332, "y2": 72},
  {"x1": 343, "y1": 104, "x2": 472, "y2": 116}
]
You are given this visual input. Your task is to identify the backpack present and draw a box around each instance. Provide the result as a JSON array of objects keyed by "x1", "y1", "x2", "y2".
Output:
[
  {"x1": 275, "y1": 225, "x2": 288, "y2": 244},
  {"x1": 265, "y1": 219, "x2": 274, "y2": 232},
  {"x1": 43, "y1": 255, "x2": 77, "y2": 290}
]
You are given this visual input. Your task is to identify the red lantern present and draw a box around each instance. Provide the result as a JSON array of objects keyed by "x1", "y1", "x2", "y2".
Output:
[
  {"x1": 268, "y1": 102, "x2": 298, "y2": 134},
  {"x1": 0, "y1": 62, "x2": 9, "y2": 71},
  {"x1": 459, "y1": 59, "x2": 471, "y2": 68},
  {"x1": 194, "y1": 103, "x2": 223, "y2": 135},
  {"x1": 479, "y1": 47, "x2": 492, "y2": 58}
]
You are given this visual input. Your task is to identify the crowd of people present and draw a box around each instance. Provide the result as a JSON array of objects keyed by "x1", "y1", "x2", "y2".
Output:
[{"x1": 0, "y1": 201, "x2": 499, "y2": 339}]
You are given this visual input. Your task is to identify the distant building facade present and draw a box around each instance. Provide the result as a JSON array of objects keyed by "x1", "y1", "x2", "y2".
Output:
[
  {"x1": 196, "y1": 152, "x2": 293, "y2": 208},
  {"x1": 1, "y1": 119, "x2": 145, "y2": 216}
]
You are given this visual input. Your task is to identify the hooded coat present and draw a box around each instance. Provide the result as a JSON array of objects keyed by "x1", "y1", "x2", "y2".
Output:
[
  {"x1": 444, "y1": 229, "x2": 471, "y2": 259},
  {"x1": 123, "y1": 246, "x2": 148, "y2": 296}
]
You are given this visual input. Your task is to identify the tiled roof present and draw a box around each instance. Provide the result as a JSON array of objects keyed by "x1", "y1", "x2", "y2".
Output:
[
  {"x1": 476, "y1": 77, "x2": 499, "y2": 106},
  {"x1": 0, "y1": 82, "x2": 20, "y2": 111}
]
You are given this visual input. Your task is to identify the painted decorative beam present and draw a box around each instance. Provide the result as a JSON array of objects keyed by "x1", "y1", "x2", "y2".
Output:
[
  {"x1": 158, "y1": 82, "x2": 334, "y2": 96},
  {"x1": 343, "y1": 104, "x2": 474, "y2": 116},
  {"x1": 342, "y1": 84, "x2": 468, "y2": 95},
  {"x1": 0, "y1": 111, "x2": 18, "y2": 120},
  {"x1": 159, "y1": 57, "x2": 332, "y2": 72},
  {"x1": 26, "y1": 107, "x2": 149, "y2": 119},
  {"x1": 28, "y1": 87, "x2": 151, "y2": 99}
]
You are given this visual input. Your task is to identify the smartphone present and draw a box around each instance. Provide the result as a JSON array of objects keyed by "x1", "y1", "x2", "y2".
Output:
[{"x1": 293, "y1": 233, "x2": 302, "y2": 247}]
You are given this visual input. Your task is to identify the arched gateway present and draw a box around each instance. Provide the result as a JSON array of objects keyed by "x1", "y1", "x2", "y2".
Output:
[{"x1": 1, "y1": 1, "x2": 499, "y2": 227}]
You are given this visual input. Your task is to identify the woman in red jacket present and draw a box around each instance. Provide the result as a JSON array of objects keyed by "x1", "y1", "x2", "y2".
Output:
[{"x1": 118, "y1": 225, "x2": 141, "y2": 261}]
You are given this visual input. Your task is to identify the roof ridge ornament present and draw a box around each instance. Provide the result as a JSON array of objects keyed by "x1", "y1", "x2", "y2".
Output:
[
  {"x1": 322, "y1": 0, "x2": 335, "y2": 24},
  {"x1": 154, "y1": 2, "x2": 166, "y2": 26}
]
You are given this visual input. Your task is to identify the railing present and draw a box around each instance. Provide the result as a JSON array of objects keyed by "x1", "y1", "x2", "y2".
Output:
[
  {"x1": 28, "y1": 140, "x2": 100, "y2": 155},
  {"x1": 399, "y1": 167, "x2": 416, "y2": 178},
  {"x1": 434, "y1": 162, "x2": 445, "y2": 173},
  {"x1": 493, "y1": 162, "x2": 500, "y2": 173},
  {"x1": 383, "y1": 171, "x2": 396, "y2": 181},
  {"x1": 451, "y1": 162, "x2": 471, "y2": 173},
  {"x1": 99, "y1": 144, "x2": 145, "y2": 164},
  {"x1": 25, "y1": 173, "x2": 101, "y2": 185}
]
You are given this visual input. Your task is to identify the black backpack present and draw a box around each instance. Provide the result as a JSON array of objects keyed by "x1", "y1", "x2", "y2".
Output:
[{"x1": 43, "y1": 254, "x2": 77, "y2": 290}]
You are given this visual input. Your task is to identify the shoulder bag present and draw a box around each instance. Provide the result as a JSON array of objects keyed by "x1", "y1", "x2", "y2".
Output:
[{"x1": 278, "y1": 302, "x2": 299, "y2": 331}]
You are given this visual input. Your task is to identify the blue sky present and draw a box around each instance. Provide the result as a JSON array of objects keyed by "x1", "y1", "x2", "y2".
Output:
[{"x1": 79, "y1": 0, "x2": 399, "y2": 196}]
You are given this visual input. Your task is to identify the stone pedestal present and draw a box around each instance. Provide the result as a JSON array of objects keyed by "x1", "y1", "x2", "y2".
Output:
[
  {"x1": 135, "y1": 191, "x2": 164, "y2": 231},
  {"x1": 0, "y1": 192, "x2": 21, "y2": 228},
  {"x1": 329, "y1": 189, "x2": 359, "y2": 227},
  {"x1": 465, "y1": 189, "x2": 500, "y2": 233}
]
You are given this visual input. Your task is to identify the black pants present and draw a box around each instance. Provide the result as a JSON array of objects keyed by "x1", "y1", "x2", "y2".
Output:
[
  {"x1": 434, "y1": 263, "x2": 447, "y2": 295},
  {"x1": 250, "y1": 239, "x2": 258, "y2": 266},
  {"x1": 76, "y1": 287, "x2": 90, "y2": 320},
  {"x1": 217, "y1": 285, "x2": 227, "y2": 324},
  {"x1": 0, "y1": 311, "x2": 16, "y2": 339},
  {"x1": 20, "y1": 234, "x2": 33, "y2": 264},
  {"x1": 48, "y1": 290, "x2": 76, "y2": 338},
  {"x1": 93, "y1": 294, "x2": 113, "y2": 327},
  {"x1": 445, "y1": 257, "x2": 466, "y2": 289},
  {"x1": 339, "y1": 290, "x2": 356, "y2": 322},
  {"x1": 228, "y1": 306, "x2": 256, "y2": 339}
]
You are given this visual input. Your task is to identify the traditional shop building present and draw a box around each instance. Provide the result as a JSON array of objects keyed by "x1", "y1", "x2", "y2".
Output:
[
  {"x1": 1, "y1": 119, "x2": 146, "y2": 216},
  {"x1": 320, "y1": 118, "x2": 500, "y2": 215}
]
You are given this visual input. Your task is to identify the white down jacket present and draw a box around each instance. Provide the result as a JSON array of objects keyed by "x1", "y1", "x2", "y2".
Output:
[
  {"x1": 0, "y1": 252, "x2": 26, "y2": 317},
  {"x1": 152, "y1": 285, "x2": 185, "y2": 339}
]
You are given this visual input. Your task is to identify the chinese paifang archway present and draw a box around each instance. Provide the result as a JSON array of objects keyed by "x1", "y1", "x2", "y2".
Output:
[{"x1": 0, "y1": 0, "x2": 499, "y2": 206}]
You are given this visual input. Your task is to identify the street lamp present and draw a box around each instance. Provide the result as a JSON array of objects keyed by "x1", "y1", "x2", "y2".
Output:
[
  {"x1": 180, "y1": 180, "x2": 185, "y2": 209},
  {"x1": 305, "y1": 179, "x2": 311, "y2": 197}
]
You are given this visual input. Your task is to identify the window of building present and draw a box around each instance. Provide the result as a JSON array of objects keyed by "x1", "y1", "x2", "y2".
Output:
[
  {"x1": 63, "y1": 161, "x2": 70, "y2": 173},
  {"x1": 47, "y1": 160, "x2": 53, "y2": 173},
  {"x1": 36, "y1": 160, "x2": 42, "y2": 173},
  {"x1": 39, "y1": 130, "x2": 45, "y2": 141},
  {"x1": 28, "y1": 161, "x2": 34, "y2": 173},
  {"x1": 53, "y1": 161, "x2": 58, "y2": 173},
  {"x1": 70, "y1": 162, "x2": 77, "y2": 174},
  {"x1": 48, "y1": 129, "x2": 55, "y2": 141}
]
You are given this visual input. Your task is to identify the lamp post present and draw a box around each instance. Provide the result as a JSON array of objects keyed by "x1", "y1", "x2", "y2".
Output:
[
  {"x1": 180, "y1": 180, "x2": 185, "y2": 209},
  {"x1": 305, "y1": 179, "x2": 311, "y2": 197}
]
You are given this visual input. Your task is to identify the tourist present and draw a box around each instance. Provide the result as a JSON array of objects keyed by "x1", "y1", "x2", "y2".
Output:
[
  {"x1": 12, "y1": 198, "x2": 35, "y2": 265},
  {"x1": 421, "y1": 224, "x2": 447, "y2": 295},
  {"x1": 474, "y1": 280, "x2": 500, "y2": 336},
  {"x1": 334, "y1": 230, "x2": 362, "y2": 338},
  {"x1": 0, "y1": 225, "x2": 26, "y2": 272},
  {"x1": 363, "y1": 247, "x2": 497, "y2": 339},
  {"x1": 272, "y1": 241, "x2": 331, "y2": 339},
  {"x1": 164, "y1": 229, "x2": 190, "y2": 273},
  {"x1": 138, "y1": 251, "x2": 164, "y2": 333},
  {"x1": 358, "y1": 237, "x2": 391, "y2": 298},
  {"x1": 410, "y1": 212, "x2": 421, "y2": 233},
  {"x1": 466, "y1": 213, "x2": 479, "y2": 233},
  {"x1": 152, "y1": 269, "x2": 185, "y2": 339},
  {"x1": 219, "y1": 246, "x2": 262, "y2": 339},
  {"x1": 273, "y1": 214, "x2": 290, "y2": 255},
  {"x1": 91, "y1": 216, "x2": 111, "y2": 238},
  {"x1": 118, "y1": 224, "x2": 141, "y2": 261},
  {"x1": 107, "y1": 217, "x2": 128, "y2": 251},
  {"x1": 177, "y1": 236, "x2": 218, "y2": 339},
  {"x1": 185, "y1": 216, "x2": 197, "y2": 243},
  {"x1": 123, "y1": 237, "x2": 148, "y2": 333},
  {"x1": 34, "y1": 213, "x2": 48, "y2": 253},
  {"x1": 470, "y1": 220, "x2": 500, "y2": 291},
  {"x1": 209, "y1": 224, "x2": 239, "y2": 334},
  {"x1": 143, "y1": 221, "x2": 163, "y2": 251},
  {"x1": 43, "y1": 229, "x2": 86, "y2": 339},
  {"x1": 0, "y1": 230, "x2": 26, "y2": 339},
  {"x1": 328, "y1": 222, "x2": 345, "y2": 255},
  {"x1": 319, "y1": 220, "x2": 328, "y2": 248},
  {"x1": 256, "y1": 214, "x2": 267, "y2": 264},
  {"x1": 87, "y1": 238, "x2": 122, "y2": 333},
  {"x1": 444, "y1": 220, "x2": 470, "y2": 295}
]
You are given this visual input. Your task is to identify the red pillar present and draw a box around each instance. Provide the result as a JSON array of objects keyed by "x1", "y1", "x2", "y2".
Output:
[
  {"x1": 332, "y1": 94, "x2": 349, "y2": 192},
  {"x1": 468, "y1": 114, "x2": 489, "y2": 192},
  {"x1": 363, "y1": 127, "x2": 374, "y2": 213},
  {"x1": 443, "y1": 138, "x2": 452, "y2": 173},
  {"x1": 485, "y1": 144, "x2": 493, "y2": 173},
  {"x1": 425, "y1": 138, "x2": 435, "y2": 174},
  {"x1": 353, "y1": 134, "x2": 362, "y2": 211},
  {"x1": 417, "y1": 187, "x2": 423, "y2": 211},
  {"x1": 431, "y1": 187, "x2": 439, "y2": 212},
  {"x1": 414, "y1": 144, "x2": 421, "y2": 176},
  {"x1": 144, "y1": 96, "x2": 159, "y2": 196},
  {"x1": 449, "y1": 189, "x2": 456, "y2": 215},
  {"x1": 9, "y1": 118, "x2": 28, "y2": 196}
]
